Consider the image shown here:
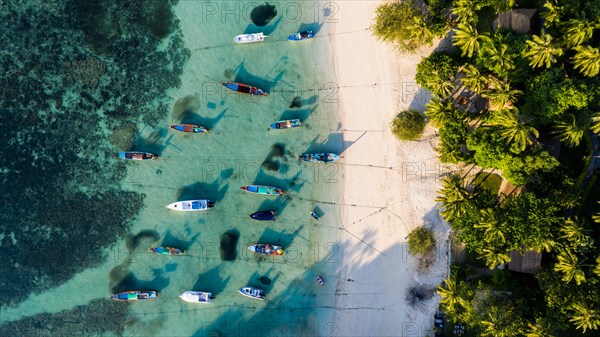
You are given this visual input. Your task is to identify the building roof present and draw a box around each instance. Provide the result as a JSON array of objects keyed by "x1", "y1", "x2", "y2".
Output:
[
  {"x1": 498, "y1": 9, "x2": 538, "y2": 33},
  {"x1": 508, "y1": 249, "x2": 542, "y2": 274}
]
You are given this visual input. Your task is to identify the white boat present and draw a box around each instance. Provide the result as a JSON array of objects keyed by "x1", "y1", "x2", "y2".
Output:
[
  {"x1": 234, "y1": 33, "x2": 266, "y2": 43},
  {"x1": 179, "y1": 291, "x2": 212, "y2": 303},
  {"x1": 238, "y1": 286, "x2": 265, "y2": 300},
  {"x1": 166, "y1": 200, "x2": 215, "y2": 211}
]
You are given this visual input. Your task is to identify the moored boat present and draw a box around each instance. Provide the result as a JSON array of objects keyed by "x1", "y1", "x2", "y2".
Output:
[
  {"x1": 238, "y1": 286, "x2": 265, "y2": 300},
  {"x1": 166, "y1": 200, "x2": 215, "y2": 211},
  {"x1": 179, "y1": 291, "x2": 212, "y2": 303},
  {"x1": 299, "y1": 153, "x2": 340, "y2": 163},
  {"x1": 270, "y1": 119, "x2": 301, "y2": 129},
  {"x1": 234, "y1": 32, "x2": 266, "y2": 43},
  {"x1": 221, "y1": 82, "x2": 268, "y2": 96},
  {"x1": 149, "y1": 246, "x2": 185, "y2": 255},
  {"x1": 250, "y1": 210, "x2": 276, "y2": 221},
  {"x1": 310, "y1": 211, "x2": 320, "y2": 221},
  {"x1": 316, "y1": 276, "x2": 325, "y2": 286},
  {"x1": 110, "y1": 290, "x2": 157, "y2": 301},
  {"x1": 248, "y1": 244, "x2": 284, "y2": 256},
  {"x1": 118, "y1": 151, "x2": 157, "y2": 160},
  {"x1": 170, "y1": 124, "x2": 209, "y2": 133},
  {"x1": 240, "y1": 185, "x2": 286, "y2": 195},
  {"x1": 288, "y1": 31, "x2": 314, "y2": 41}
]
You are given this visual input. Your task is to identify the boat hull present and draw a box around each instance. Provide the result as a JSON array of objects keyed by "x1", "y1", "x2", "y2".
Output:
[
  {"x1": 222, "y1": 82, "x2": 267, "y2": 96},
  {"x1": 238, "y1": 287, "x2": 265, "y2": 300},
  {"x1": 316, "y1": 276, "x2": 325, "y2": 286},
  {"x1": 170, "y1": 124, "x2": 209, "y2": 133},
  {"x1": 241, "y1": 185, "x2": 285, "y2": 195},
  {"x1": 234, "y1": 33, "x2": 266, "y2": 43},
  {"x1": 299, "y1": 153, "x2": 340, "y2": 163},
  {"x1": 118, "y1": 151, "x2": 157, "y2": 160},
  {"x1": 149, "y1": 247, "x2": 185, "y2": 255},
  {"x1": 310, "y1": 211, "x2": 320, "y2": 221},
  {"x1": 288, "y1": 31, "x2": 314, "y2": 41},
  {"x1": 250, "y1": 210, "x2": 276, "y2": 221},
  {"x1": 179, "y1": 291, "x2": 212, "y2": 303},
  {"x1": 248, "y1": 244, "x2": 284, "y2": 256},
  {"x1": 270, "y1": 119, "x2": 301, "y2": 129},
  {"x1": 166, "y1": 200, "x2": 214, "y2": 211},
  {"x1": 110, "y1": 291, "x2": 157, "y2": 301}
]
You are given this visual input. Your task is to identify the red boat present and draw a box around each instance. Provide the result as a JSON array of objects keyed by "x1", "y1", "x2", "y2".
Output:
[
  {"x1": 222, "y1": 82, "x2": 268, "y2": 96},
  {"x1": 170, "y1": 124, "x2": 209, "y2": 133}
]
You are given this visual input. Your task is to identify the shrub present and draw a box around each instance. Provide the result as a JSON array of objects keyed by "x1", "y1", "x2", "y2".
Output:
[
  {"x1": 408, "y1": 227, "x2": 437, "y2": 255},
  {"x1": 416, "y1": 52, "x2": 461, "y2": 96},
  {"x1": 391, "y1": 109, "x2": 426, "y2": 140}
]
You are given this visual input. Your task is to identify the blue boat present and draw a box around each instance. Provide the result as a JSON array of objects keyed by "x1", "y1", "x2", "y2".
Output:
[
  {"x1": 118, "y1": 151, "x2": 157, "y2": 160},
  {"x1": 110, "y1": 290, "x2": 157, "y2": 301},
  {"x1": 250, "y1": 210, "x2": 276, "y2": 221},
  {"x1": 221, "y1": 82, "x2": 267, "y2": 96},
  {"x1": 288, "y1": 31, "x2": 314, "y2": 41},
  {"x1": 270, "y1": 119, "x2": 301, "y2": 129},
  {"x1": 238, "y1": 287, "x2": 265, "y2": 300},
  {"x1": 241, "y1": 185, "x2": 286, "y2": 195},
  {"x1": 299, "y1": 153, "x2": 340, "y2": 163}
]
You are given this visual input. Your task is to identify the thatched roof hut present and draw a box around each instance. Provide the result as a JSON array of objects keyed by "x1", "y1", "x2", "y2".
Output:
[
  {"x1": 497, "y1": 9, "x2": 539, "y2": 33},
  {"x1": 508, "y1": 249, "x2": 542, "y2": 274}
]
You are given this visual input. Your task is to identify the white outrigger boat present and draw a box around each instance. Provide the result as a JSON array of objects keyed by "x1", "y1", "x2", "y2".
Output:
[
  {"x1": 238, "y1": 286, "x2": 265, "y2": 300},
  {"x1": 166, "y1": 200, "x2": 215, "y2": 211},
  {"x1": 179, "y1": 291, "x2": 212, "y2": 303},
  {"x1": 234, "y1": 33, "x2": 266, "y2": 43}
]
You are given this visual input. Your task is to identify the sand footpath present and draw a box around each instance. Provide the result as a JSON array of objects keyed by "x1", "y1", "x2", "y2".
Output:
[{"x1": 328, "y1": 2, "x2": 450, "y2": 336}]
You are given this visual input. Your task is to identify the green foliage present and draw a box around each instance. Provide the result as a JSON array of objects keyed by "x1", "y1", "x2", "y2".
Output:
[
  {"x1": 553, "y1": 114, "x2": 590, "y2": 148},
  {"x1": 437, "y1": 277, "x2": 471, "y2": 315},
  {"x1": 480, "y1": 42, "x2": 516, "y2": 78},
  {"x1": 390, "y1": 109, "x2": 426, "y2": 141},
  {"x1": 569, "y1": 302, "x2": 600, "y2": 333},
  {"x1": 523, "y1": 33, "x2": 564, "y2": 69},
  {"x1": 416, "y1": 52, "x2": 461, "y2": 96},
  {"x1": 592, "y1": 112, "x2": 600, "y2": 133},
  {"x1": 461, "y1": 64, "x2": 488, "y2": 93},
  {"x1": 407, "y1": 227, "x2": 436, "y2": 255},
  {"x1": 372, "y1": 0, "x2": 450, "y2": 52},
  {"x1": 453, "y1": 23, "x2": 491, "y2": 58},
  {"x1": 472, "y1": 172, "x2": 502, "y2": 194},
  {"x1": 554, "y1": 249, "x2": 587, "y2": 285},
  {"x1": 436, "y1": 174, "x2": 471, "y2": 221},
  {"x1": 500, "y1": 150, "x2": 560, "y2": 187},
  {"x1": 437, "y1": 117, "x2": 471, "y2": 163},
  {"x1": 563, "y1": 19, "x2": 596, "y2": 48},
  {"x1": 483, "y1": 77, "x2": 523, "y2": 110},
  {"x1": 572, "y1": 45, "x2": 600, "y2": 78},
  {"x1": 489, "y1": 109, "x2": 538, "y2": 154}
]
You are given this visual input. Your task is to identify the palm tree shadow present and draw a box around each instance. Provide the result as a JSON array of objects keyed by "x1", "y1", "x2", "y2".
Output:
[
  {"x1": 295, "y1": 22, "x2": 323, "y2": 35},
  {"x1": 133, "y1": 128, "x2": 171, "y2": 155},
  {"x1": 180, "y1": 108, "x2": 228, "y2": 129},
  {"x1": 243, "y1": 16, "x2": 282, "y2": 35},
  {"x1": 279, "y1": 105, "x2": 318, "y2": 123},
  {"x1": 176, "y1": 180, "x2": 228, "y2": 202},
  {"x1": 192, "y1": 266, "x2": 231, "y2": 296},
  {"x1": 231, "y1": 62, "x2": 285, "y2": 92},
  {"x1": 162, "y1": 230, "x2": 200, "y2": 250}
]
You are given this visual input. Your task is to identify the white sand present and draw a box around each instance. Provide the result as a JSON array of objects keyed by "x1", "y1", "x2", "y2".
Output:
[{"x1": 328, "y1": 2, "x2": 450, "y2": 336}]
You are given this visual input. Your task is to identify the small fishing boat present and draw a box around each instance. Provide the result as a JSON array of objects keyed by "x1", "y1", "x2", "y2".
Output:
[
  {"x1": 299, "y1": 153, "x2": 340, "y2": 163},
  {"x1": 248, "y1": 244, "x2": 284, "y2": 256},
  {"x1": 288, "y1": 31, "x2": 314, "y2": 41},
  {"x1": 234, "y1": 32, "x2": 266, "y2": 43},
  {"x1": 179, "y1": 291, "x2": 212, "y2": 303},
  {"x1": 149, "y1": 247, "x2": 185, "y2": 255},
  {"x1": 240, "y1": 185, "x2": 286, "y2": 195},
  {"x1": 310, "y1": 211, "x2": 320, "y2": 221},
  {"x1": 238, "y1": 286, "x2": 265, "y2": 300},
  {"x1": 170, "y1": 124, "x2": 209, "y2": 133},
  {"x1": 270, "y1": 119, "x2": 301, "y2": 129},
  {"x1": 222, "y1": 82, "x2": 268, "y2": 96},
  {"x1": 118, "y1": 151, "x2": 157, "y2": 160},
  {"x1": 166, "y1": 200, "x2": 215, "y2": 211},
  {"x1": 110, "y1": 290, "x2": 157, "y2": 301},
  {"x1": 316, "y1": 276, "x2": 325, "y2": 287},
  {"x1": 250, "y1": 210, "x2": 276, "y2": 221}
]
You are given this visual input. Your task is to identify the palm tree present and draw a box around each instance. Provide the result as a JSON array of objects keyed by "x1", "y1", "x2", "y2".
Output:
[
  {"x1": 490, "y1": 109, "x2": 539, "y2": 153},
  {"x1": 572, "y1": 45, "x2": 600, "y2": 77},
  {"x1": 474, "y1": 208, "x2": 506, "y2": 244},
  {"x1": 482, "y1": 43, "x2": 515, "y2": 78},
  {"x1": 426, "y1": 72, "x2": 454, "y2": 97},
  {"x1": 559, "y1": 217, "x2": 592, "y2": 248},
  {"x1": 453, "y1": 23, "x2": 492, "y2": 58},
  {"x1": 480, "y1": 306, "x2": 514, "y2": 337},
  {"x1": 436, "y1": 142, "x2": 462, "y2": 163},
  {"x1": 461, "y1": 64, "x2": 488, "y2": 94},
  {"x1": 425, "y1": 98, "x2": 454, "y2": 127},
  {"x1": 482, "y1": 77, "x2": 523, "y2": 110},
  {"x1": 435, "y1": 174, "x2": 470, "y2": 221},
  {"x1": 525, "y1": 317, "x2": 555, "y2": 337},
  {"x1": 594, "y1": 256, "x2": 600, "y2": 277},
  {"x1": 480, "y1": 248, "x2": 511, "y2": 269},
  {"x1": 406, "y1": 15, "x2": 433, "y2": 50},
  {"x1": 564, "y1": 19, "x2": 596, "y2": 47},
  {"x1": 436, "y1": 277, "x2": 467, "y2": 314},
  {"x1": 488, "y1": 0, "x2": 516, "y2": 13},
  {"x1": 451, "y1": 0, "x2": 481, "y2": 25},
  {"x1": 554, "y1": 248, "x2": 586, "y2": 285},
  {"x1": 592, "y1": 112, "x2": 600, "y2": 134},
  {"x1": 553, "y1": 114, "x2": 589, "y2": 148},
  {"x1": 540, "y1": 1, "x2": 562, "y2": 27},
  {"x1": 570, "y1": 302, "x2": 600, "y2": 333},
  {"x1": 523, "y1": 34, "x2": 564, "y2": 68}
]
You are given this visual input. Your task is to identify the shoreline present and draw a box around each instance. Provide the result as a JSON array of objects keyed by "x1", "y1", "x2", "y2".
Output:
[{"x1": 330, "y1": 2, "x2": 450, "y2": 336}]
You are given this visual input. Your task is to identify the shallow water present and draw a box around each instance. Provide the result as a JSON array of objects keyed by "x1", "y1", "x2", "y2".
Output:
[{"x1": 0, "y1": 0, "x2": 344, "y2": 336}]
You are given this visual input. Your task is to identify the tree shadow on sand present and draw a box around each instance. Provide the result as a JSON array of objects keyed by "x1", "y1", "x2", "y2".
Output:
[
  {"x1": 192, "y1": 266, "x2": 232, "y2": 296},
  {"x1": 176, "y1": 180, "x2": 229, "y2": 203}
]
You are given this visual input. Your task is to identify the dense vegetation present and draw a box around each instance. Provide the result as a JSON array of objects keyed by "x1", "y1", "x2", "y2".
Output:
[
  {"x1": 391, "y1": 109, "x2": 426, "y2": 140},
  {"x1": 408, "y1": 227, "x2": 437, "y2": 255},
  {"x1": 376, "y1": 0, "x2": 600, "y2": 335}
]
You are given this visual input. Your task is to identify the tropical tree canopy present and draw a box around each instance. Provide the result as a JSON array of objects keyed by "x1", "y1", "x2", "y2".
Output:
[
  {"x1": 572, "y1": 45, "x2": 600, "y2": 77},
  {"x1": 553, "y1": 249, "x2": 586, "y2": 285},
  {"x1": 453, "y1": 23, "x2": 491, "y2": 58},
  {"x1": 553, "y1": 114, "x2": 590, "y2": 148},
  {"x1": 523, "y1": 34, "x2": 564, "y2": 69},
  {"x1": 489, "y1": 109, "x2": 539, "y2": 153},
  {"x1": 569, "y1": 302, "x2": 600, "y2": 333},
  {"x1": 390, "y1": 109, "x2": 426, "y2": 141}
]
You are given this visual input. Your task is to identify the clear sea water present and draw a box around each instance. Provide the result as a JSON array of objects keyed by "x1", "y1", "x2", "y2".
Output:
[{"x1": 0, "y1": 1, "x2": 344, "y2": 336}]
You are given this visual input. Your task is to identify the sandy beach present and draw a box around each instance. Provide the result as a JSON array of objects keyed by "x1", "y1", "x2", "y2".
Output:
[{"x1": 329, "y1": 2, "x2": 450, "y2": 336}]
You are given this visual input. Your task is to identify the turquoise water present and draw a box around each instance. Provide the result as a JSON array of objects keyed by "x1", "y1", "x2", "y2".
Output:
[{"x1": 0, "y1": 1, "x2": 344, "y2": 336}]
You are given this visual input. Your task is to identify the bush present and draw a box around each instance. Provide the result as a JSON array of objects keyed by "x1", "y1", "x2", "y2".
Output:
[
  {"x1": 391, "y1": 109, "x2": 426, "y2": 140},
  {"x1": 408, "y1": 227, "x2": 437, "y2": 255},
  {"x1": 416, "y1": 52, "x2": 461, "y2": 96}
]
